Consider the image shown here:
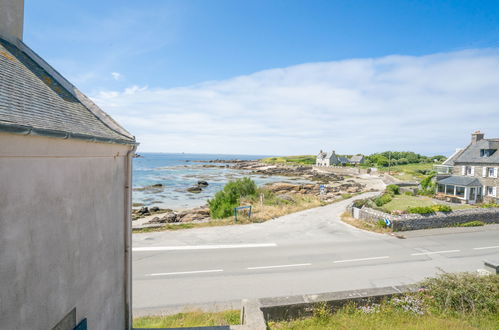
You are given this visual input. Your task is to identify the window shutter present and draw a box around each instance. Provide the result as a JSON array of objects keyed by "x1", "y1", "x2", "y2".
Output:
[
  {"x1": 471, "y1": 166, "x2": 475, "y2": 176},
  {"x1": 483, "y1": 167, "x2": 487, "y2": 177},
  {"x1": 493, "y1": 187, "x2": 497, "y2": 197},
  {"x1": 494, "y1": 168, "x2": 498, "y2": 178},
  {"x1": 461, "y1": 166, "x2": 466, "y2": 175}
]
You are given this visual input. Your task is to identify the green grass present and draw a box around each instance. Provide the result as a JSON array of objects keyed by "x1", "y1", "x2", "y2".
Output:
[
  {"x1": 133, "y1": 310, "x2": 240, "y2": 328},
  {"x1": 261, "y1": 155, "x2": 316, "y2": 165},
  {"x1": 381, "y1": 195, "x2": 474, "y2": 213},
  {"x1": 378, "y1": 163, "x2": 435, "y2": 181},
  {"x1": 268, "y1": 306, "x2": 498, "y2": 329},
  {"x1": 458, "y1": 220, "x2": 485, "y2": 227}
]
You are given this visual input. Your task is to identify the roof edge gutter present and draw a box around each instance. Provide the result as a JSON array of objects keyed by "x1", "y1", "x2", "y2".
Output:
[{"x1": 0, "y1": 121, "x2": 138, "y2": 146}]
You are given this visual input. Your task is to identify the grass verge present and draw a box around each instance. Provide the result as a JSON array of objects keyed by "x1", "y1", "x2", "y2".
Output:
[
  {"x1": 377, "y1": 163, "x2": 435, "y2": 181},
  {"x1": 133, "y1": 309, "x2": 240, "y2": 328},
  {"x1": 340, "y1": 212, "x2": 392, "y2": 234}
]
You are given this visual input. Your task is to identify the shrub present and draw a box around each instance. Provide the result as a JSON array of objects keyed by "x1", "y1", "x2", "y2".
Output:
[
  {"x1": 431, "y1": 204, "x2": 452, "y2": 212},
  {"x1": 386, "y1": 184, "x2": 400, "y2": 195},
  {"x1": 353, "y1": 199, "x2": 369, "y2": 208},
  {"x1": 419, "y1": 272, "x2": 499, "y2": 315},
  {"x1": 208, "y1": 178, "x2": 258, "y2": 219},
  {"x1": 459, "y1": 220, "x2": 485, "y2": 227},
  {"x1": 407, "y1": 206, "x2": 434, "y2": 214},
  {"x1": 404, "y1": 191, "x2": 414, "y2": 196},
  {"x1": 375, "y1": 193, "x2": 393, "y2": 207},
  {"x1": 479, "y1": 203, "x2": 499, "y2": 208},
  {"x1": 376, "y1": 219, "x2": 388, "y2": 228}
]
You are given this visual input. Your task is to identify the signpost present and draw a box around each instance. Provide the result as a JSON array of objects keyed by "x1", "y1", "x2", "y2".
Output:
[
  {"x1": 320, "y1": 184, "x2": 325, "y2": 195},
  {"x1": 234, "y1": 205, "x2": 252, "y2": 223}
]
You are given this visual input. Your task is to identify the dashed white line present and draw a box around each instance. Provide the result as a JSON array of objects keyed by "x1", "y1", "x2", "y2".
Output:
[
  {"x1": 411, "y1": 249, "x2": 460, "y2": 256},
  {"x1": 148, "y1": 269, "x2": 224, "y2": 276},
  {"x1": 133, "y1": 243, "x2": 277, "y2": 252},
  {"x1": 333, "y1": 256, "x2": 389, "y2": 263},
  {"x1": 247, "y1": 263, "x2": 312, "y2": 270},
  {"x1": 473, "y1": 245, "x2": 499, "y2": 250}
]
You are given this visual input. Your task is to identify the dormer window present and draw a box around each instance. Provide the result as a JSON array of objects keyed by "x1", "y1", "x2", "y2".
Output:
[{"x1": 480, "y1": 149, "x2": 497, "y2": 157}]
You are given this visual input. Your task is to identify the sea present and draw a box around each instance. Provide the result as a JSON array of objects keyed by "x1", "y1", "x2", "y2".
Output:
[{"x1": 132, "y1": 153, "x2": 310, "y2": 210}]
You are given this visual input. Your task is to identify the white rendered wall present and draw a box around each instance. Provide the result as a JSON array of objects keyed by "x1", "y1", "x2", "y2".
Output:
[{"x1": 0, "y1": 133, "x2": 132, "y2": 330}]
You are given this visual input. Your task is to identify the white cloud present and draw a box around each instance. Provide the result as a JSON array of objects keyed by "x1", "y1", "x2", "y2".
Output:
[
  {"x1": 111, "y1": 72, "x2": 123, "y2": 81},
  {"x1": 92, "y1": 49, "x2": 499, "y2": 156}
]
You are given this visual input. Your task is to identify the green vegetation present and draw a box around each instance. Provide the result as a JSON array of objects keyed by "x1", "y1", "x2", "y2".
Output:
[
  {"x1": 380, "y1": 194, "x2": 473, "y2": 214},
  {"x1": 479, "y1": 203, "x2": 499, "y2": 208},
  {"x1": 133, "y1": 310, "x2": 240, "y2": 328},
  {"x1": 386, "y1": 184, "x2": 400, "y2": 195},
  {"x1": 407, "y1": 204, "x2": 452, "y2": 214},
  {"x1": 261, "y1": 155, "x2": 316, "y2": 165},
  {"x1": 374, "y1": 193, "x2": 393, "y2": 207},
  {"x1": 365, "y1": 151, "x2": 445, "y2": 168},
  {"x1": 458, "y1": 221, "x2": 485, "y2": 227},
  {"x1": 208, "y1": 177, "x2": 258, "y2": 218},
  {"x1": 377, "y1": 163, "x2": 435, "y2": 181},
  {"x1": 269, "y1": 273, "x2": 499, "y2": 330}
]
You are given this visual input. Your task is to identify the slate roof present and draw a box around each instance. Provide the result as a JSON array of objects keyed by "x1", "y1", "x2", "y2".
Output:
[
  {"x1": 442, "y1": 148, "x2": 464, "y2": 166},
  {"x1": 350, "y1": 155, "x2": 364, "y2": 163},
  {"x1": 454, "y1": 139, "x2": 499, "y2": 165},
  {"x1": 0, "y1": 38, "x2": 135, "y2": 144},
  {"x1": 437, "y1": 176, "x2": 482, "y2": 187}
]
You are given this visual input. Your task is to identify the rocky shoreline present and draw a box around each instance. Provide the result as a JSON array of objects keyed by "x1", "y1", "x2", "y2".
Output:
[{"x1": 132, "y1": 160, "x2": 378, "y2": 228}]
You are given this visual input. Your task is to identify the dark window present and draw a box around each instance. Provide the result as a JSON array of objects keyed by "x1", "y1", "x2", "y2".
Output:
[{"x1": 480, "y1": 149, "x2": 497, "y2": 157}]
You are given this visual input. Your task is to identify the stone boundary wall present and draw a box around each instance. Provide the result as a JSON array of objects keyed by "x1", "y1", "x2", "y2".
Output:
[
  {"x1": 347, "y1": 202, "x2": 499, "y2": 231},
  {"x1": 313, "y1": 166, "x2": 370, "y2": 176}
]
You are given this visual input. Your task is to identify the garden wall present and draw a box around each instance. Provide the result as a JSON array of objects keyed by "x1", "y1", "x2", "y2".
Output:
[
  {"x1": 347, "y1": 203, "x2": 499, "y2": 231},
  {"x1": 313, "y1": 166, "x2": 370, "y2": 176}
]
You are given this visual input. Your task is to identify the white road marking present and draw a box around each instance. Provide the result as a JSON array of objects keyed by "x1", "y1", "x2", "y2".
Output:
[
  {"x1": 333, "y1": 256, "x2": 389, "y2": 263},
  {"x1": 473, "y1": 245, "x2": 499, "y2": 250},
  {"x1": 411, "y1": 249, "x2": 460, "y2": 256},
  {"x1": 247, "y1": 263, "x2": 312, "y2": 270},
  {"x1": 148, "y1": 269, "x2": 223, "y2": 276},
  {"x1": 133, "y1": 243, "x2": 277, "y2": 252}
]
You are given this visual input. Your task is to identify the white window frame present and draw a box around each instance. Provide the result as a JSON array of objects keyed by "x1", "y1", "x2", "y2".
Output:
[
  {"x1": 483, "y1": 167, "x2": 487, "y2": 177},
  {"x1": 494, "y1": 168, "x2": 498, "y2": 178}
]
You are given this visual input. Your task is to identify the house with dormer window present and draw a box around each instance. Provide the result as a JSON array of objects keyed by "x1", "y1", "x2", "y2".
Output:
[{"x1": 436, "y1": 131, "x2": 499, "y2": 204}]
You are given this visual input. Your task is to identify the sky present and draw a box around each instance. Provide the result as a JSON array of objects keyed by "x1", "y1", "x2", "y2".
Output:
[{"x1": 24, "y1": 0, "x2": 499, "y2": 155}]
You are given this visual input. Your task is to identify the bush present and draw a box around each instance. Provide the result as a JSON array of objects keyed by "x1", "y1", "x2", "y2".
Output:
[
  {"x1": 479, "y1": 203, "x2": 499, "y2": 208},
  {"x1": 419, "y1": 272, "x2": 499, "y2": 315},
  {"x1": 353, "y1": 199, "x2": 369, "y2": 208},
  {"x1": 431, "y1": 204, "x2": 452, "y2": 212},
  {"x1": 407, "y1": 205, "x2": 451, "y2": 214},
  {"x1": 376, "y1": 219, "x2": 388, "y2": 228},
  {"x1": 407, "y1": 206, "x2": 434, "y2": 214},
  {"x1": 386, "y1": 184, "x2": 400, "y2": 195},
  {"x1": 404, "y1": 191, "x2": 414, "y2": 196},
  {"x1": 375, "y1": 193, "x2": 393, "y2": 207},
  {"x1": 208, "y1": 178, "x2": 258, "y2": 219}
]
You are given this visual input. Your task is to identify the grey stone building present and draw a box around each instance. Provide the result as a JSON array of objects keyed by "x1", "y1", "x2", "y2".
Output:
[
  {"x1": 349, "y1": 154, "x2": 365, "y2": 165},
  {"x1": 436, "y1": 131, "x2": 499, "y2": 204},
  {"x1": 0, "y1": 1, "x2": 136, "y2": 329},
  {"x1": 316, "y1": 150, "x2": 339, "y2": 166}
]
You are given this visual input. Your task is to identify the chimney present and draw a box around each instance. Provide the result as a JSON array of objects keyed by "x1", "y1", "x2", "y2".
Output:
[
  {"x1": 0, "y1": 0, "x2": 24, "y2": 44},
  {"x1": 471, "y1": 130, "x2": 484, "y2": 144}
]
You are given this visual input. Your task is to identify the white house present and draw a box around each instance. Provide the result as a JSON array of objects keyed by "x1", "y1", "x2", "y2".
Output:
[
  {"x1": 0, "y1": 1, "x2": 136, "y2": 329},
  {"x1": 316, "y1": 150, "x2": 339, "y2": 166}
]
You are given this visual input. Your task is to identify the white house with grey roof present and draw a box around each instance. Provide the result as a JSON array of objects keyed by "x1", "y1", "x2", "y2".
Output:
[
  {"x1": 316, "y1": 150, "x2": 340, "y2": 166},
  {"x1": 0, "y1": 1, "x2": 136, "y2": 329},
  {"x1": 436, "y1": 131, "x2": 499, "y2": 204}
]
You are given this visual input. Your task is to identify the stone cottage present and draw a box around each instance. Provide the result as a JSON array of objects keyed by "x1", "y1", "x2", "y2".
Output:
[
  {"x1": 436, "y1": 131, "x2": 499, "y2": 204},
  {"x1": 0, "y1": 1, "x2": 136, "y2": 329},
  {"x1": 349, "y1": 154, "x2": 365, "y2": 165},
  {"x1": 316, "y1": 150, "x2": 340, "y2": 166}
]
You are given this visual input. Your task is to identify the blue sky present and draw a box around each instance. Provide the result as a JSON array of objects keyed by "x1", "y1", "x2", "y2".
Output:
[{"x1": 24, "y1": 0, "x2": 499, "y2": 155}]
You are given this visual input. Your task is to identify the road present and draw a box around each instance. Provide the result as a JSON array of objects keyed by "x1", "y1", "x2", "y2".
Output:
[{"x1": 132, "y1": 192, "x2": 499, "y2": 314}]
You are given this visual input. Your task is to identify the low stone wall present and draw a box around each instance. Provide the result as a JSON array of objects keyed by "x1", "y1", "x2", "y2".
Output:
[
  {"x1": 313, "y1": 166, "x2": 369, "y2": 176},
  {"x1": 347, "y1": 202, "x2": 499, "y2": 231}
]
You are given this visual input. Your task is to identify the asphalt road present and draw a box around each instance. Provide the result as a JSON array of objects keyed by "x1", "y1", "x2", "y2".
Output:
[{"x1": 132, "y1": 192, "x2": 499, "y2": 314}]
